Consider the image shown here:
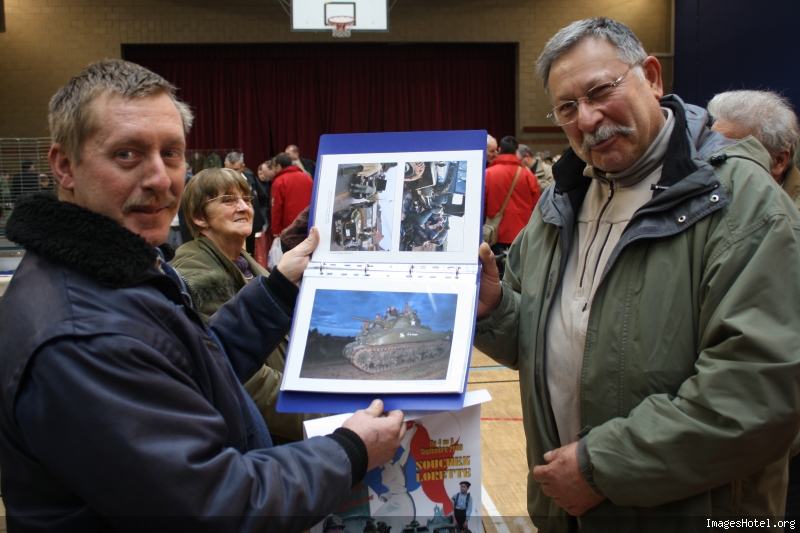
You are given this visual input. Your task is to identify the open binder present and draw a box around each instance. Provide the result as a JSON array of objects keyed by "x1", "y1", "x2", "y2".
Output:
[{"x1": 277, "y1": 130, "x2": 487, "y2": 413}]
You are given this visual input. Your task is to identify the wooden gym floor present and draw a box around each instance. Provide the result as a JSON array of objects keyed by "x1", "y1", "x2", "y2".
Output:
[
  {"x1": 468, "y1": 348, "x2": 536, "y2": 533},
  {"x1": 0, "y1": 347, "x2": 534, "y2": 533}
]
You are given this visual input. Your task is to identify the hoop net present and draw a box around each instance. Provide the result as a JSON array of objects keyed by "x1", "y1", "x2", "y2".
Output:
[{"x1": 328, "y1": 16, "x2": 354, "y2": 38}]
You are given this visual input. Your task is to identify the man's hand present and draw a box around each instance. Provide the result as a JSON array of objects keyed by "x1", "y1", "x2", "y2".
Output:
[
  {"x1": 342, "y1": 399, "x2": 407, "y2": 471},
  {"x1": 532, "y1": 441, "x2": 605, "y2": 516},
  {"x1": 276, "y1": 226, "x2": 319, "y2": 285},
  {"x1": 477, "y1": 242, "x2": 502, "y2": 318}
]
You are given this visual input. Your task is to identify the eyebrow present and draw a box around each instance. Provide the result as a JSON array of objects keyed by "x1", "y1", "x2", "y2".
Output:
[{"x1": 553, "y1": 72, "x2": 618, "y2": 103}]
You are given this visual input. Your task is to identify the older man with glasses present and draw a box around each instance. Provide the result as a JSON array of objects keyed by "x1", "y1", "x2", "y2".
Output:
[{"x1": 474, "y1": 17, "x2": 800, "y2": 531}]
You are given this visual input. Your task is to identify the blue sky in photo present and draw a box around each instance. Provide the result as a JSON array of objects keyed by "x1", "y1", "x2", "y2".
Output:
[{"x1": 308, "y1": 289, "x2": 458, "y2": 336}]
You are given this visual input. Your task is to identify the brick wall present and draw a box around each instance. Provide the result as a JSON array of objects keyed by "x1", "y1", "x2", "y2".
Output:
[{"x1": 0, "y1": 0, "x2": 673, "y2": 155}]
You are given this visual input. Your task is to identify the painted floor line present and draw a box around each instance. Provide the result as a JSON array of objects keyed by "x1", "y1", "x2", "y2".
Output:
[{"x1": 481, "y1": 483, "x2": 511, "y2": 533}]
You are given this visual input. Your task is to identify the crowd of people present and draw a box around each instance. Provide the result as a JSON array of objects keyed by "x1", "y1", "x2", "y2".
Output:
[{"x1": 0, "y1": 13, "x2": 799, "y2": 533}]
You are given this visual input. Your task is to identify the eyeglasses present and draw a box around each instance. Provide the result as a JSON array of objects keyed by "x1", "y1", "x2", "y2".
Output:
[
  {"x1": 204, "y1": 194, "x2": 254, "y2": 207},
  {"x1": 547, "y1": 68, "x2": 632, "y2": 126}
]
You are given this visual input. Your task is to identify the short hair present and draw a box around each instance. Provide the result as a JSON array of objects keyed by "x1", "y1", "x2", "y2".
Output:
[
  {"x1": 535, "y1": 17, "x2": 648, "y2": 99},
  {"x1": 487, "y1": 134, "x2": 496, "y2": 145},
  {"x1": 225, "y1": 152, "x2": 244, "y2": 166},
  {"x1": 181, "y1": 167, "x2": 250, "y2": 239},
  {"x1": 275, "y1": 153, "x2": 293, "y2": 169},
  {"x1": 708, "y1": 90, "x2": 800, "y2": 167},
  {"x1": 499, "y1": 136, "x2": 519, "y2": 155},
  {"x1": 21, "y1": 161, "x2": 34, "y2": 172},
  {"x1": 285, "y1": 144, "x2": 299, "y2": 156},
  {"x1": 48, "y1": 59, "x2": 193, "y2": 164},
  {"x1": 517, "y1": 144, "x2": 533, "y2": 159}
]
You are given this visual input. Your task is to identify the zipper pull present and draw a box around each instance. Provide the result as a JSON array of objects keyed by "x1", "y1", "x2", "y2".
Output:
[{"x1": 710, "y1": 154, "x2": 728, "y2": 166}]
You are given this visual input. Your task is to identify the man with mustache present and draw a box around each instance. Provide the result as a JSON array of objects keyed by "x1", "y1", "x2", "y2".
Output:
[
  {"x1": 474, "y1": 17, "x2": 800, "y2": 531},
  {"x1": 0, "y1": 59, "x2": 406, "y2": 532}
]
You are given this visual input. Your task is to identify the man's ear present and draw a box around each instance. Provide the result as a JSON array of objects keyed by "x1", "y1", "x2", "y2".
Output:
[
  {"x1": 49, "y1": 144, "x2": 76, "y2": 192},
  {"x1": 771, "y1": 148, "x2": 792, "y2": 182},
  {"x1": 641, "y1": 56, "x2": 664, "y2": 100}
]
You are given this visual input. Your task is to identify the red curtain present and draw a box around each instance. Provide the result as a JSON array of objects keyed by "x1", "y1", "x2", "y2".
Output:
[{"x1": 123, "y1": 43, "x2": 516, "y2": 167}]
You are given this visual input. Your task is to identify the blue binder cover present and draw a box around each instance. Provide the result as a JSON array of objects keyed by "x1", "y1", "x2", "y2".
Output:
[{"x1": 278, "y1": 129, "x2": 487, "y2": 414}]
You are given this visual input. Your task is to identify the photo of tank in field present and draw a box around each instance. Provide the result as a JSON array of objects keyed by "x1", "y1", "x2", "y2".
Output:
[
  {"x1": 401, "y1": 160, "x2": 468, "y2": 252},
  {"x1": 330, "y1": 162, "x2": 398, "y2": 252},
  {"x1": 299, "y1": 289, "x2": 457, "y2": 381}
]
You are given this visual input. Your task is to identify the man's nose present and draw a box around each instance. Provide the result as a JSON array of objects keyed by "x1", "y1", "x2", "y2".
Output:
[
  {"x1": 141, "y1": 154, "x2": 172, "y2": 192},
  {"x1": 576, "y1": 99, "x2": 604, "y2": 133}
]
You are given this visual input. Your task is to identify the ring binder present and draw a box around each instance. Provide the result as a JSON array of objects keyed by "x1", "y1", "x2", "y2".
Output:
[{"x1": 278, "y1": 129, "x2": 488, "y2": 413}]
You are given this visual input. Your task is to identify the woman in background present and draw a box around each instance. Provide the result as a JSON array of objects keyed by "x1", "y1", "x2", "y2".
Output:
[{"x1": 171, "y1": 167, "x2": 315, "y2": 443}]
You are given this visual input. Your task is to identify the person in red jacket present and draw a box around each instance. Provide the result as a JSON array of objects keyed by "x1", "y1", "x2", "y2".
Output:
[
  {"x1": 271, "y1": 152, "x2": 314, "y2": 238},
  {"x1": 484, "y1": 135, "x2": 540, "y2": 276}
]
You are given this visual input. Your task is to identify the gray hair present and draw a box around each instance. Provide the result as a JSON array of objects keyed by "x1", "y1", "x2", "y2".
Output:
[
  {"x1": 535, "y1": 17, "x2": 648, "y2": 99},
  {"x1": 487, "y1": 134, "x2": 496, "y2": 144},
  {"x1": 225, "y1": 152, "x2": 244, "y2": 165},
  {"x1": 708, "y1": 90, "x2": 800, "y2": 166},
  {"x1": 48, "y1": 59, "x2": 193, "y2": 163},
  {"x1": 517, "y1": 144, "x2": 533, "y2": 158}
]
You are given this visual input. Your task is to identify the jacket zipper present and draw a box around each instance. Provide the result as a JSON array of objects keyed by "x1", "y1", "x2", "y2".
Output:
[{"x1": 579, "y1": 178, "x2": 615, "y2": 291}]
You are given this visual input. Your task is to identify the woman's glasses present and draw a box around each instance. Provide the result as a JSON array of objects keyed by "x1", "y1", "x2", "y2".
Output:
[{"x1": 204, "y1": 194, "x2": 254, "y2": 207}]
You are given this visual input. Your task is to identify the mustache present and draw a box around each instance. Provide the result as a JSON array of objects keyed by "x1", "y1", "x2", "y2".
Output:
[
  {"x1": 582, "y1": 124, "x2": 636, "y2": 152},
  {"x1": 122, "y1": 194, "x2": 178, "y2": 213}
]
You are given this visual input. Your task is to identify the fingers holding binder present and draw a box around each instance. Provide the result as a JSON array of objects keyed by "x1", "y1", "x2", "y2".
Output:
[{"x1": 276, "y1": 226, "x2": 320, "y2": 285}]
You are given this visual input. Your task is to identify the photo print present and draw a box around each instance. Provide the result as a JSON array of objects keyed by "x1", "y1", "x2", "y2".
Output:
[
  {"x1": 401, "y1": 160, "x2": 468, "y2": 252},
  {"x1": 299, "y1": 289, "x2": 457, "y2": 382},
  {"x1": 330, "y1": 162, "x2": 399, "y2": 252}
]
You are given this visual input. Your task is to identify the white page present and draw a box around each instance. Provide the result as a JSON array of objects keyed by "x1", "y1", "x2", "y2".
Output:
[{"x1": 311, "y1": 150, "x2": 484, "y2": 264}]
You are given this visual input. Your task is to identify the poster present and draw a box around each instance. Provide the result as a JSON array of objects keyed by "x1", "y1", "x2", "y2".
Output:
[{"x1": 304, "y1": 390, "x2": 490, "y2": 533}]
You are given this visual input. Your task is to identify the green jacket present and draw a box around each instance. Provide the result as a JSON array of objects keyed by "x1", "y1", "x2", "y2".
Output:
[
  {"x1": 475, "y1": 96, "x2": 800, "y2": 531},
  {"x1": 783, "y1": 165, "x2": 800, "y2": 211},
  {"x1": 170, "y1": 236, "x2": 317, "y2": 442}
]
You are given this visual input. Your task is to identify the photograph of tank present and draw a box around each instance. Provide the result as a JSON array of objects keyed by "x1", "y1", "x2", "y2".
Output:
[
  {"x1": 299, "y1": 289, "x2": 457, "y2": 381},
  {"x1": 401, "y1": 160, "x2": 468, "y2": 252},
  {"x1": 331, "y1": 162, "x2": 398, "y2": 252}
]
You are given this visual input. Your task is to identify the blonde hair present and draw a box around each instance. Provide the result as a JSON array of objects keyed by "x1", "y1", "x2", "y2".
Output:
[{"x1": 48, "y1": 59, "x2": 193, "y2": 163}]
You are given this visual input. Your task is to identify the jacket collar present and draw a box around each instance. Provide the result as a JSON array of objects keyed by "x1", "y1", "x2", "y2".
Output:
[
  {"x1": 275, "y1": 165, "x2": 304, "y2": 179},
  {"x1": 489, "y1": 154, "x2": 523, "y2": 167},
  {"x1": 6, "y1": 193, "x2": 166, "y2": 287}
]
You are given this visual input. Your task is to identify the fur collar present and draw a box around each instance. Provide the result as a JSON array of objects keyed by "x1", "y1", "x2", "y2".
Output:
[{"x1": 6, "y1": 193, "x2": 168, "y2": 287}]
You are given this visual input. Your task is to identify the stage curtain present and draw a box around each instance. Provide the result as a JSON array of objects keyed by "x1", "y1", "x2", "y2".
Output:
[{"x1": 123, "y1": 43, "x2": 516, "y2": 167}]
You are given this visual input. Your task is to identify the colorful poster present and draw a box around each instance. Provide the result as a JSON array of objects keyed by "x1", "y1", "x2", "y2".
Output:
[{"x1": 304, "y1": 390, "x2": 489, "y2": 533}]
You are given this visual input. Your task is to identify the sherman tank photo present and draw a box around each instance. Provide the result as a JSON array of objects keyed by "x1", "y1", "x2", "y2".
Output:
[{"x1": 343, "y1": 312, "x2": 452, "y2": 374}]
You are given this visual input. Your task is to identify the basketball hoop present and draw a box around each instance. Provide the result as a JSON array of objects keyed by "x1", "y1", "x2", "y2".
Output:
[{"x1": 328, "y1": 15, "x2": 354, "y2": 38}]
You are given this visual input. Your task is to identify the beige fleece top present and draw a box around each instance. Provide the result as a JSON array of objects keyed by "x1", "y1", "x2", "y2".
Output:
[{"x1": 546, "y1": 108, "x2": 674, "y2": 446}]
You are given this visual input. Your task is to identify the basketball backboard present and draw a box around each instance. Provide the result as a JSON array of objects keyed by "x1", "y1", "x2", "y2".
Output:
[{"x1": 291, "y1": 0, "x2": 388, "y2": 32}]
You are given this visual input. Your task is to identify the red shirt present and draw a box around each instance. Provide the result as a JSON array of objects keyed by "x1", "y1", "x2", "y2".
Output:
[
  {"x1": 484, "y1": 154, "x2": 541, "y2": 244},
  {"x1": 271, "y1": 166, "x2": 313, "y2": 236}
]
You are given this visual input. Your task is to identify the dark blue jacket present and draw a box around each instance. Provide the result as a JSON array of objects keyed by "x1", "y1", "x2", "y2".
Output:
[{"x1": 0, "y1": 194, "x2": 366, "y2": 532}]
